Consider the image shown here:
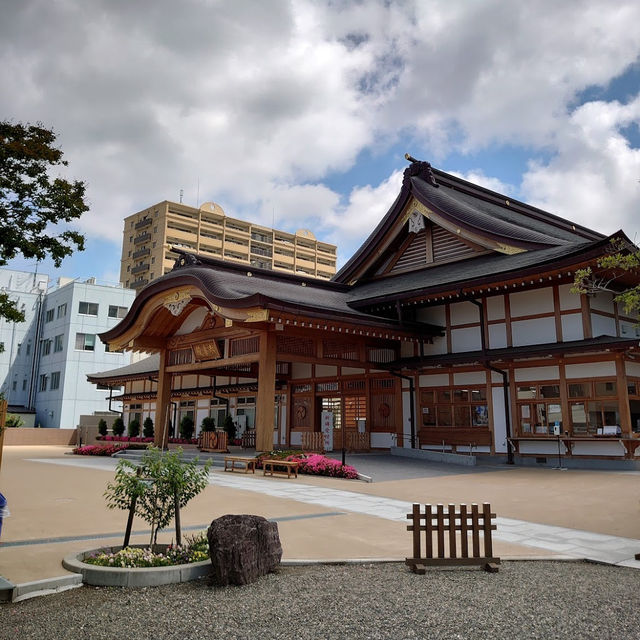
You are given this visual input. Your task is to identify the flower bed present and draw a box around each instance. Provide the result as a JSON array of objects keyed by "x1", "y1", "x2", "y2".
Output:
[
  {"x1": 97, "y1": 435, "x2": 198, "y2": 445},
  {"x1": 72, "y1": 444, "x2": 130, "y2": 456},
  {"x1": 256, "y1": 451, "x2": 358, "y2": 479}
]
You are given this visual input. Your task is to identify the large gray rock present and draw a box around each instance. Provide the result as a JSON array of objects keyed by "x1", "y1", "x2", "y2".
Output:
[{"x1": 207, "y1": 514, "x2": 282, "y2": 586}]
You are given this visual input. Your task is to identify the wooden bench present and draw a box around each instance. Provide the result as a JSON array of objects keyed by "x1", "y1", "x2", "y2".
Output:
[
  {"x1": 224, "y1": 456, "x2": 256, "y2": 474},
  {"x1": 406, "y1": 502, "x2": 500, "y2": 573},
  {"x1": 263, "y1": 459, "x2": 299, "y2": 479}
]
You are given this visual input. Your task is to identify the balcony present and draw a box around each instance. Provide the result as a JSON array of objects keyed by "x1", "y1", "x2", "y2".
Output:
[
  {"x1": 132, "y1": 247, "x2": 150, "y2": 260},
  {"x1": 134, "y1": 232, "x2": 151, "y2": 245},
  {"x1": 135, "y1": 217, "x2": 152, "y2": 230},
  {"x1": 131, "y1": 278, "x2": 149, "y2": 289},
  {"x1": 131, "y1": 263, "x2": 150, "y2": 275}
]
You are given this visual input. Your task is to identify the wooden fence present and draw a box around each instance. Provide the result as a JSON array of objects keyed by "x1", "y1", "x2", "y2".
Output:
[
  {"x1": 346, "y1": 431, "x2": 370, "y2": 452},
  {"x1": 241, "y1": 430, "x2": 256, "y2": 449},
  {"x1": 301, "y1": 432, "x2": 325, "y2": 452},
  {"x1": 406, "y1": 502, "x2": 500, "y2": 573}
]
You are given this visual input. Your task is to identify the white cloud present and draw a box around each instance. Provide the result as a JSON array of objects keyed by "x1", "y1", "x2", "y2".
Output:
[{"x1": 521, "y1": 96, "x2": 640, "y2": 238}]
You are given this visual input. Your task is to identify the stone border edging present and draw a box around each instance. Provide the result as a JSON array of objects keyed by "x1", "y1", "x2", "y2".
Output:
[
  {"x1": 390, "y1": 445, "x2": 476, "y2": 466},
  {"x1": 62, "y1": 545, "x2": 211, "y2": 587}
]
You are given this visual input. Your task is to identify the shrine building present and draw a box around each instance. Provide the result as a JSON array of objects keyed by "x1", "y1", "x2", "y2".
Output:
[{"x1": 91, "y1": 159, "x2": 640, "y2": 464}]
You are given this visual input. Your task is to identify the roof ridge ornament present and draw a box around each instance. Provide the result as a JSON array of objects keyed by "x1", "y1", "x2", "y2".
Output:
[
  {"x1": 172, "y1": 252, "x2": 202, "y2": 270},
  {"x1": 404, "y1": 153, "x2": 439, "y2": 188}
]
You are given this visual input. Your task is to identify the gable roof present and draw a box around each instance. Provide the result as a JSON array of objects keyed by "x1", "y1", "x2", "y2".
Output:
[{"x1": 334, "y1": 160, "x2": 605, "y2": 284}]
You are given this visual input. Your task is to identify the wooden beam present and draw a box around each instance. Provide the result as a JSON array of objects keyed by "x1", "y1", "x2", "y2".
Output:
[
  {"x1": 165, "y1": 351, "x2": 260, "y2": 373},
  {"x1": 256, "y1": 331, "x2": 277, "y2": 452},
  {"x1": 581, "y1": 294, "x2": 593, "y2": 339},
  {"x1": 131, "y1": 336, "x2": 166, "y2": 351},
  {"x1": 154, "y1": 349, "x2": 172, "y2": 449}
]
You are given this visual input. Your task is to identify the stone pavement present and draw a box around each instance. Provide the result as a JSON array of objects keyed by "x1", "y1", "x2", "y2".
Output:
[{"x1": 1, "y1": 446, "x2": 639, "y2": 590}]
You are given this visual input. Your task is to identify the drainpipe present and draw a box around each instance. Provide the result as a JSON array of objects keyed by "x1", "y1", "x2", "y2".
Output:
[
  {"x1": 390, "y1": 371, "x2": 416, "y2": 449},
  {"x1": 468, "y1": 299, "x2": 514, "y2": 464}
]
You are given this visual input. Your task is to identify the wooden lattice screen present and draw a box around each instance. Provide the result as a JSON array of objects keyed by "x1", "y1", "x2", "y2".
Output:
[{"x1": 406, "y1": 502, "x2": 500, "y2": 573}]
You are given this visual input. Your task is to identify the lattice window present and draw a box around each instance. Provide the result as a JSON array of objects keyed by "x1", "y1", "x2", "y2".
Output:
[
  {"x1": 277, "y1": 335, "x2": 315, "y2": 357},
  {"x1": 317, "y1": 381, "x2": 339, "y2": 393},
  {"x1": 292, "y1": 383, "x2": 312, "y2": 393},
  {"x1": 168, "y1": 348, "x2": 193, "y2": 366},
  {"x1": 371, "y1": 378, "x2": 395, "y2": 390},
  {"x1": 229, "y1": 336, "x2": 259, "y2": 357},
  {"x1": 323, "y1": 339, "x2": 358, "y2": 361},
  {"x1": 344, "y1": 379, "x2": 366, "y2": 392},
  {"x1": 431, "y1": 225, "x2": 478, "y2": 263},
  {"x1": 391, "y1": 230, "x2": 428, "y2": 272},
  {"x1": 368, "y1": 347, "x2": 397, "y2": 364}
]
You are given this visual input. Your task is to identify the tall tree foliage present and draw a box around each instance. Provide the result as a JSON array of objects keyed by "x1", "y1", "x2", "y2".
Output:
[
  {"x1": 572, "y1": 238, "x2": 640, "y2": 321},
  {"x1": 0, "y1": 121, "x2": 88, "y2": 322}
]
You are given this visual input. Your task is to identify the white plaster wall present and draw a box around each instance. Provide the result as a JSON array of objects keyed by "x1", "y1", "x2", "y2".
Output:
[
  {"x1": 371, "y1": 432, "x2": 393, "y2": 448},
  {"x1": 514, "y1": 366, "x2": 560, "y2": 382},
  {"x1": 620, "y1": 321, "x2": 640, "y2": 339},
  {"x1": 519, "y1": 441, "x2": 565, "y2": 455},
  {"x1": 419, "y1": 374, "x2": 449, "y2": 386},
  {"x1": 488, "y1": 323, "x2": 507, "y2": 349},
  {"x1": 342, "y1": 367, "x2": 365, "y2": 375},
  {"x1": 589, "y1": 291, "x2": 615, "y2": 313},
  {"x1": 510, "y1": 287, "x2": 553, "y2": 317},
  {"x1": 453, "y1": 371, "x2": 486, "y2": 385},
  {"x1": 512, "y1": 317, "x2": 556, "y2": 346},
  {"x1": 316, "y1": 365, "x2": 338, "y2": 377},
  {"x1": 449, "y1": 301, "x2": 479, "y2": 325},
  {"x1": 561, "y1": 313, "x2": 583, "y2": 341},
  {"x1": 558, "y1": 284, "x2": 581, "y2": 310},
  {"x1": 280, "y1": 401, "x2": 288, "y2": 445},
  {"x1": 491, "y1": 372, "x2": 503, "y2": 383},
  {"x1": 492, "y1": 387, "x2": 507, "y2": 453},
  {"x1": 415, "y1": 306, "x2": 446, "y2": 325},
  {"x1": 195, "y1": 407, "x2": 209, "y2": 434},
  {"x1": 291, "y1": 362, "x2": 312, "y2": 379},
  {"x1": 591, "y1": 314, "x2": 616, "y2": 337},
  {"x1": 422, "y1": 336, "x2": 447, "y2": 355},
  {"x1": 626, "y1": 362, "x2": 640, "y2": 377},
  {"x1": 451, "y1": 326, "x2": 482, "y2": 352},
  {"x1": 175, "y1": 307, "x2": 208, "y2": 335},
  {"x1": 564, "y1": 362, "x2": 616, "y2": 378},
  {"x1": 486, "y1": 295, "x2": 505, "y2": 321},
  {"x1": 402, "y1": 389, "x2": 412, "y2": 448},
  {"x1": 290, "y1": 431, "x2": 302, "y2": 446},
  {"x1": 571, "y1": 441, "x2": 625, "y2": 457}
]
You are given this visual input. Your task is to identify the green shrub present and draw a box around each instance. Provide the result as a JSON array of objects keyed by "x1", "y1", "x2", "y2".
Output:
[
  {"x1": 128, "y1": 419, "x2": 140, "y2": 438},
  {"x1": 98, "y1": 418, "x2": 108, "y2": 437},
  {"x1": 112, "y1": 417, "x2": 125, "y2": 436},
  {"x1": 5, "y1": 414, "x2": 24, "y2": 428},
  {"x1": 143, "y1": 417, "x2": 154, "y2": 438},
  {"x1": 179, "y1": 415, "x2": 194, "y2": 440},
  {"x1": 200, "y1": 416, "x2": 216, "y2": 432},
  {"x1": 223, "y1": 415, "x2": 236, "y2": 442}
]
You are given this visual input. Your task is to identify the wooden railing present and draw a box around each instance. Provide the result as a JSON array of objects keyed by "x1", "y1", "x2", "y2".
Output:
[
  {"x1": 346, "y1": 431, "x2": 370, "y2": 452},
  {"x1": 301, "y1": 432, "x2": 324, "y2": 452},
  {"x1": 241, "y1": 430, "x2": 256, "y2": 449},
  {"x1": 406, "y1": 502, "x2": 500, "y2": 573}
]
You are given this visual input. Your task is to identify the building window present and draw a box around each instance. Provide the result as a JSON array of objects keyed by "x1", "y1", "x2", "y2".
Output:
[
  {"x1": 41, "y1": 339, "x2": 52, "y2": 356},
  {"x1": 57, "y1": 303, "x2": 67, "y2": 318},
  {"x1": 75, "y1": 333, "x2": 96, "y2": 351},
  {"x1": 12, "y1": 380, "x2": 17, "y2": 391},
  {"x1": 567, "y1": 380, "x2": 620, "y2": 435},
  {"x1": 78, "y1": 301, "x2": 99, "y2": 316},
  {"x1": 420, "y1": 387, "x2": 489, "y2": 428},
  {"x1": 50, "y1": 371, "x2": 61, "y2": 390},
  {"x1": 39, "y1": 374, "x2": 48, "y2": 392},
  {"x1": 26, "y1": 342, "x2": 31, "y2": 355},
  {"x1": 108, "y1": 305, "x2": 128, "y2": 319},
  {"x1": 516, "y1": 383, "x2": 562, "y2": 435},
  {"x1": 54, "y1": 334, "x2": 64, "y2": 352},
  {"x1": 17, "y1": 343, "x2": 21, "y2": 355},
  {"x1": 22, "y1": 379, "x2": 27, "y2": 391},
  {"x1": 45, "y1": 309, "x2": 54, "y2": 323}
]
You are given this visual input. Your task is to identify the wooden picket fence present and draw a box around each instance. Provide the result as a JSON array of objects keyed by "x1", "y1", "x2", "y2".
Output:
[
  {"x1": 241, "y1": 430, "x2": 256, "y2": 449},
  {"x1": 301, "y1": 432, "x2": 324, "y2": 452},
  {"x1": 406, "y1": 502, "x2": 500, "y2": 573}
]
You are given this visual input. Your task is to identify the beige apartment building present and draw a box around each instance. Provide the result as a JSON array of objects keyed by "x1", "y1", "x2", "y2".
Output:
[{"x1": 120, "y1": 200, "x2": 337, "y2": 290}]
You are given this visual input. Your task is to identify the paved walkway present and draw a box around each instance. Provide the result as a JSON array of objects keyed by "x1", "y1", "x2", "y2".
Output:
[
  {"x1": 25, "y1": 453, "x2": 640, "y2": 568},
  {"x1": 1, "y1": 446, "x2": 639, "y2": 587}
]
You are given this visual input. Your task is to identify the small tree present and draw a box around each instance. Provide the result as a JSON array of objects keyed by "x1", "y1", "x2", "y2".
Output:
[
  {"x1": 112, "y1": 417, "x2": 125, "y2": 437},
  {"x1": 143, "y1": 417, "x2": 154, "y2": 439},
  {"x1": 98, "y1": 418, "x2": 108, "y2": 437},
  {"x1": 223, "y1": 415, "x2": 237, "y2": 443},
  {"x1": 5, "y1": 414, "x2": 24, "y2": 428},
  {"x1": 179, "y1": 415, "x2": 194, "y2": 441},
  {"x1": 128, "y1": 419, "x2": 140, "y2": 438},
  {"x1": 104, "y1": 447, "x2": 211, "y2": 548},
  {"x1": 200, "y1": 416, "x2": 216, "y2": 432}
]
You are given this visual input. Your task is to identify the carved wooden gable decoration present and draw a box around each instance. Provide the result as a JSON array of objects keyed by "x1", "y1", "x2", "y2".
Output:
[{"x1": 374, "y1": 199, "x2": 488, "y2": 277}]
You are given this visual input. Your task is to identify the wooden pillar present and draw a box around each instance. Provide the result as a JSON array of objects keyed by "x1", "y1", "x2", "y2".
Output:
[
  {"x1": 615, "y1": 353, "x2": 632, "y2": 436},
  {"x1": 154, "y1": 349, "x2": 172, "y2": 449},
  {"x1": 256, "y1": 330, "x2": 277, "y2": 452}
]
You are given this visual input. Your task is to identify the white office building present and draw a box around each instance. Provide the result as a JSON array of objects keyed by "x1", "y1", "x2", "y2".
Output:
[{"x1": 0, "y1": 269, "x2": 136, "y2": 428}]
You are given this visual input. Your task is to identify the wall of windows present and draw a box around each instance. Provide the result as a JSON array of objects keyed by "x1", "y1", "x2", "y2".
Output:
[
  {"x1": 516, "y1": 383, "x2": 562, "y2": 435},
  {"x1": 420, "y1": 387, "x2": 489, "y2": 428}
]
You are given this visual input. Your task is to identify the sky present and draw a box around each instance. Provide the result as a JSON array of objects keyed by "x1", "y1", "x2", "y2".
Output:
[{"x1": 2, "y1": 0, "x2": 639, "y2": 287}]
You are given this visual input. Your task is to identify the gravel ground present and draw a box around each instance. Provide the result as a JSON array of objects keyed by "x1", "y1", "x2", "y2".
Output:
[{"x1": 2, "y1": 561, "x2": 638, "y2": 640}]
